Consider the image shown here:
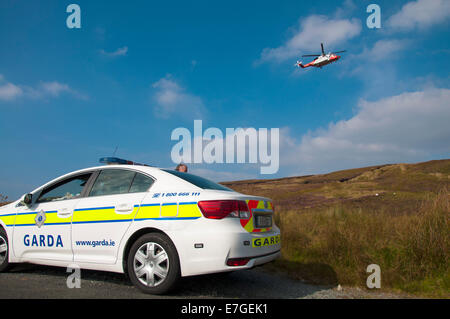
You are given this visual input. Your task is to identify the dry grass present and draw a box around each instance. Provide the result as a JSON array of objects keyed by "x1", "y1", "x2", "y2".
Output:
[
  {"x1": 223, "y1": 160, "x2": 450, "y2": 296},
  {"x1": 270, "y1": 188, "x2": 449, "y2": 297}
]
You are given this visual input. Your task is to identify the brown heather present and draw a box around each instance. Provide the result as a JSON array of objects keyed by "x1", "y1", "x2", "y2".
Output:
[{"x1": 223, "y1": 160, "x2": 450, "y2": 297}]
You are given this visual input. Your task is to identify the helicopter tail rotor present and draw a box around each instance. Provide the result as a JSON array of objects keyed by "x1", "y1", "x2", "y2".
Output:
[{"x1": 295, "y1": 60, "x2": 305, "y2": 68}]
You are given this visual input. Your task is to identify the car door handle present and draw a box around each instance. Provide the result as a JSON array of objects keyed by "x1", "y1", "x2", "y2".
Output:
[
  {"x1": 57, "y1": 208, "x2": 73, "y2": 218},
  {"x1": 115, "y1": 204, "x2": 135, "y2": 214}
]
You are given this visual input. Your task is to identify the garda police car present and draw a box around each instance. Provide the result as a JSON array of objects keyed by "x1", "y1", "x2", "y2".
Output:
[{"x1": 0, "y1": 158, "x2": 281, "y2": 294}]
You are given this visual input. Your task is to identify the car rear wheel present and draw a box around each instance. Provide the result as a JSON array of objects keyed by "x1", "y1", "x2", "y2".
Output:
[
  {"x1": 0, "y1": 228, "x2": 11, "y2": 272},
  {"x1": 127, "y1": 233, "x2": 180, "y2": 295}
]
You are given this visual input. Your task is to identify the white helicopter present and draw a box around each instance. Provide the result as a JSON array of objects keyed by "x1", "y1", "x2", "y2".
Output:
[{"x1": 296, "y1": 43, "x2": 346, "y2": 69}]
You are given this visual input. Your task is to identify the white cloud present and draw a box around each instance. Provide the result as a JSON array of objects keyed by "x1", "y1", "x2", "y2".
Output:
[
  {"x1": 0, "y1": 82, "x2": 23, "y2": 101},
  {"x1": 387, "y1": 0, "x2": 450, "y2": 30},
  {"x1": 100, "y1": 46, "x2": 128, "y2": 57},
  {"x1": 358, "y1": 39, "x2": 408, "y2": 61},
  {"x1": 151, "y1": 75, "x2": 206, "y2": 119},
  {"x1": 258, "y1": 15, "x2": 361, "y2": 63},
  {"x1": 25, "y1": 81, "x2": 87, "y2": 100},
  {"x1": 40, "y1": 82, "x2": 72, "y2": 96},
  {"x1": 334, "y1": 0, "x2": 357, "y2": 19},
  {"x1": 0, "y1": 75, "x2": 86, "y2": 102},
  {"x1": 279, "y1": 87, "x2": 450, "y2": 175}
]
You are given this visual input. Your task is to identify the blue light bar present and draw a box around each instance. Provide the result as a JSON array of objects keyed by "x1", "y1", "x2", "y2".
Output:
[
  {"x1": 99, "y1": 157, "x2": 152, "y2": 166},
  {"x1": 99, "y1": 157, "x2": 132, "y2": 165}
]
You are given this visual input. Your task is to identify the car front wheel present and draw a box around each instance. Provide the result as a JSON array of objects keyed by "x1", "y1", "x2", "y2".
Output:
[
  {"x1": 0, "y1": 228, "x2": 11, "y2": 272},
  {"x1": 127, "y1": 233, "x2": 180, "y2": 294}
]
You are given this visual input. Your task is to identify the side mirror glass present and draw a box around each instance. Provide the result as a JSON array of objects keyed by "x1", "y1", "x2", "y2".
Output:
[{"x1": 23, "y1": 193, "x2": 32, "y2": 206}]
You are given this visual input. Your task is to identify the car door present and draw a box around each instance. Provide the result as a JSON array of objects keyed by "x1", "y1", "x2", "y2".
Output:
[
  {"x1": 13, "y1": 172, "x2": 92, "y2": 261},
  {"x1": 72, "y1": 168, "x2": 154, "y2": 264}
]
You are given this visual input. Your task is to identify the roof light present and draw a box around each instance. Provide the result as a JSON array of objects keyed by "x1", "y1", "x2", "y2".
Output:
[{"x1": 99, "y1": 157, "x2": 150, "y2": 166}]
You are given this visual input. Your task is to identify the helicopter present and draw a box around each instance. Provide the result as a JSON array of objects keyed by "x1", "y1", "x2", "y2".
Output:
[{"x1": 295, "y1": 43, "x2": 346, "y2": 69}]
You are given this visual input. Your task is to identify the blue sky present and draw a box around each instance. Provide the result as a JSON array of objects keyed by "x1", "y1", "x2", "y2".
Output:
[{"x1": 1, "y1": 0, "x2": 449, "y2": 199}]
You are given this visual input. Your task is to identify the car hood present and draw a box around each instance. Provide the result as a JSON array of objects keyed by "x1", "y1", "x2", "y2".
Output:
[{"x1": 0, "y1": 201, "x2": 16, "y2": 213}]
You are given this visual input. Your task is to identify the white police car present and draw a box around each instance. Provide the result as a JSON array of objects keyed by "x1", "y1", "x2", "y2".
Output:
[{"x1": 0, "y1": 158, "x2": 281, "y2": 294}]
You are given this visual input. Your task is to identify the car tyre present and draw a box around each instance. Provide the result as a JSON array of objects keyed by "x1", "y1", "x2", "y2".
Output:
[
  {"x1": 127, "y1": 233, "x2": 180, "y2": 295},
  {"x1": 0, "y1": 227, "x2": 12, "y2": 272}
]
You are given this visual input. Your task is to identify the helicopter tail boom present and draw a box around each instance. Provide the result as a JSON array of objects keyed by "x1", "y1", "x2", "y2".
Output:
[{"x1": 296, "y1": 61, "x2": 306, "y2": 68}]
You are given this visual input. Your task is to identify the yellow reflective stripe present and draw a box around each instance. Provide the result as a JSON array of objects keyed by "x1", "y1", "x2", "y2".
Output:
[
  {"x1": 244, "y1": 215, "x2": 254, "y2": 232},
  {"x1": 15, "y1": 213, "x2": 36, "y2": 225},
  {"x1": 0, "y1": 214, "x2": 16, "y2": 226},
  {"x1": 177, "y1": 204, "x2": 201, "y2": 218},
  {"x1": 46, "y1": 213, "x2": 71, "y2": 224},
  {"x1": 14, "y1": 212, "x2": 72, "y2": 226},
  {"x1": 135, "y1": 205, "x2": 160, "y2": 219},
  {"x1": 161, "y1": 204, "x2": 177, "y2": 217},
  {"x1": 7, "y1": 202, "x2": 202, "y2": 226},
  {"x1": 73, "y1": 207, "x2": 139, "y2": 223}
]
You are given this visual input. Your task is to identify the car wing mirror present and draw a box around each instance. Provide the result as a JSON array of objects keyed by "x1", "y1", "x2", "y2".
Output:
[{"x1": 23, "y1": 193, "x2": 33, "y2": 206}]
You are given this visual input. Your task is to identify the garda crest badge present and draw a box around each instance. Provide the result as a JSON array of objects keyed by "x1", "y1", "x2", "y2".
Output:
[{"x1": 35, "y1": 210, "x2": 46, "y2": 228}]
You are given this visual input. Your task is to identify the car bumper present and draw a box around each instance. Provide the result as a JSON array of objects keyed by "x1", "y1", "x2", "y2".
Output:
[
  {"x1": 168, "y1": 219, "x2": 281, "y2": 277},
  {"x1": 241, "y1": 250, "x2": 281, "y2": 268}
]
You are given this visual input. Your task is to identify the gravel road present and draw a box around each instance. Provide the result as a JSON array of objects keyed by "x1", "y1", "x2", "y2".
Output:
[{"x1": 0, "y1": 263, "x2": 408, "y2": 299}]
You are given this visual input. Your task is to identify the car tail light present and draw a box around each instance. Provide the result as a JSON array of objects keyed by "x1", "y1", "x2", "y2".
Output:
[
  {"x1": 197, "y1": 200, "x2": 249, "y2": 219},
  {"x1": 226, "y1": 257, "x2": 250, "y2": 267}
]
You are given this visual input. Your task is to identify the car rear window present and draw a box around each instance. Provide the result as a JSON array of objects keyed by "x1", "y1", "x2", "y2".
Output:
[
  {"x1": 129, "y1": 173, "x2": 155, "y2": 193},
  {"x1": 89, "y1": 169, "x2": 136, "y2": 197},
  {"x1": 163, "y1": 170, "x2": 232, "y2": 192}
]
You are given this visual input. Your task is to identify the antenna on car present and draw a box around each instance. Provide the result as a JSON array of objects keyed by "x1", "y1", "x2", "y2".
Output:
[{"x1": 112, "y1": 146, "x2": 118, "y2": 156}]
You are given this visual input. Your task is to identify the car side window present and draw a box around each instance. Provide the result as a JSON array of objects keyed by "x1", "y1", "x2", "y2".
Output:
[
  {"x1": 37, "y1": 173, "x2": 92, "y2": 203},
  {"x1": 129, "y1": 173, "x2": 154, "y2": 193},
  {"x1": 89, "y1": 169, "x2": 136, "y2": 197}
]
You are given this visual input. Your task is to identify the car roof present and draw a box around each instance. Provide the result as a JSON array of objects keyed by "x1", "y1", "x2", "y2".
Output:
[{"x1": 28, "y1": 164, "x2": 201, "y2": 195}]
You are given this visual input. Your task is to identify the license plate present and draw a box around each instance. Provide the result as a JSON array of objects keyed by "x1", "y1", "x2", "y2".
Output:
[
  {"x1": 255, "y1": 215, "x2": 272, "y2": 228},
  {"x1": 252, "y1": 235, "x2": 280, "y2": 247}
]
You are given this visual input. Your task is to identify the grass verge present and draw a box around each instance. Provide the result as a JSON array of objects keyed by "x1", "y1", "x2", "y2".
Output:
[{"x1": 270, "y1": 188, "x2": 449, "y2": 297}]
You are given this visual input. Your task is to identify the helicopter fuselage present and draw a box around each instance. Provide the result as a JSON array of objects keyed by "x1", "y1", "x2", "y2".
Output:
[
  {"x1": 298, "y1": 53, "x2": 341, "y2": 68},
  {"x1": 296, "y1": 43, "x2": 345, "y2": 69}
]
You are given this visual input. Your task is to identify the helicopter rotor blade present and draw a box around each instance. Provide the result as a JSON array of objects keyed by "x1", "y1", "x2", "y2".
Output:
[
  {"x1": 302, "y1": 54, "x2": 320, "y2": 57},
  {"x1": 333, "y1": 50, "x2": 346, "y2": 54},
  {"x1": 321, "y1": 43, "x2": 325, "y2": 55}
]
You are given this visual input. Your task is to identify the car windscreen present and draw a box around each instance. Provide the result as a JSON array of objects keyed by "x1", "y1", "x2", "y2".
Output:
[{"x1": 162, "y1": 170, "x2": 233, "y2": 192}]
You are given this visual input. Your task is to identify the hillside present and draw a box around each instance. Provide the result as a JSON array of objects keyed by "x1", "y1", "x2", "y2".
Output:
[
  {"x1": 223, "y1": 159, "x2": 450, "y2": 215},
  {"x1": 223, "y1": 159, "x2": 449, "y2": 297}
]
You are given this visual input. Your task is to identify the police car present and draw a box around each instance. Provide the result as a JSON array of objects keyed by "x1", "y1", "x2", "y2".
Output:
[{"x1": 0, "y1": 158, "x2": 281, "y2": 294}]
